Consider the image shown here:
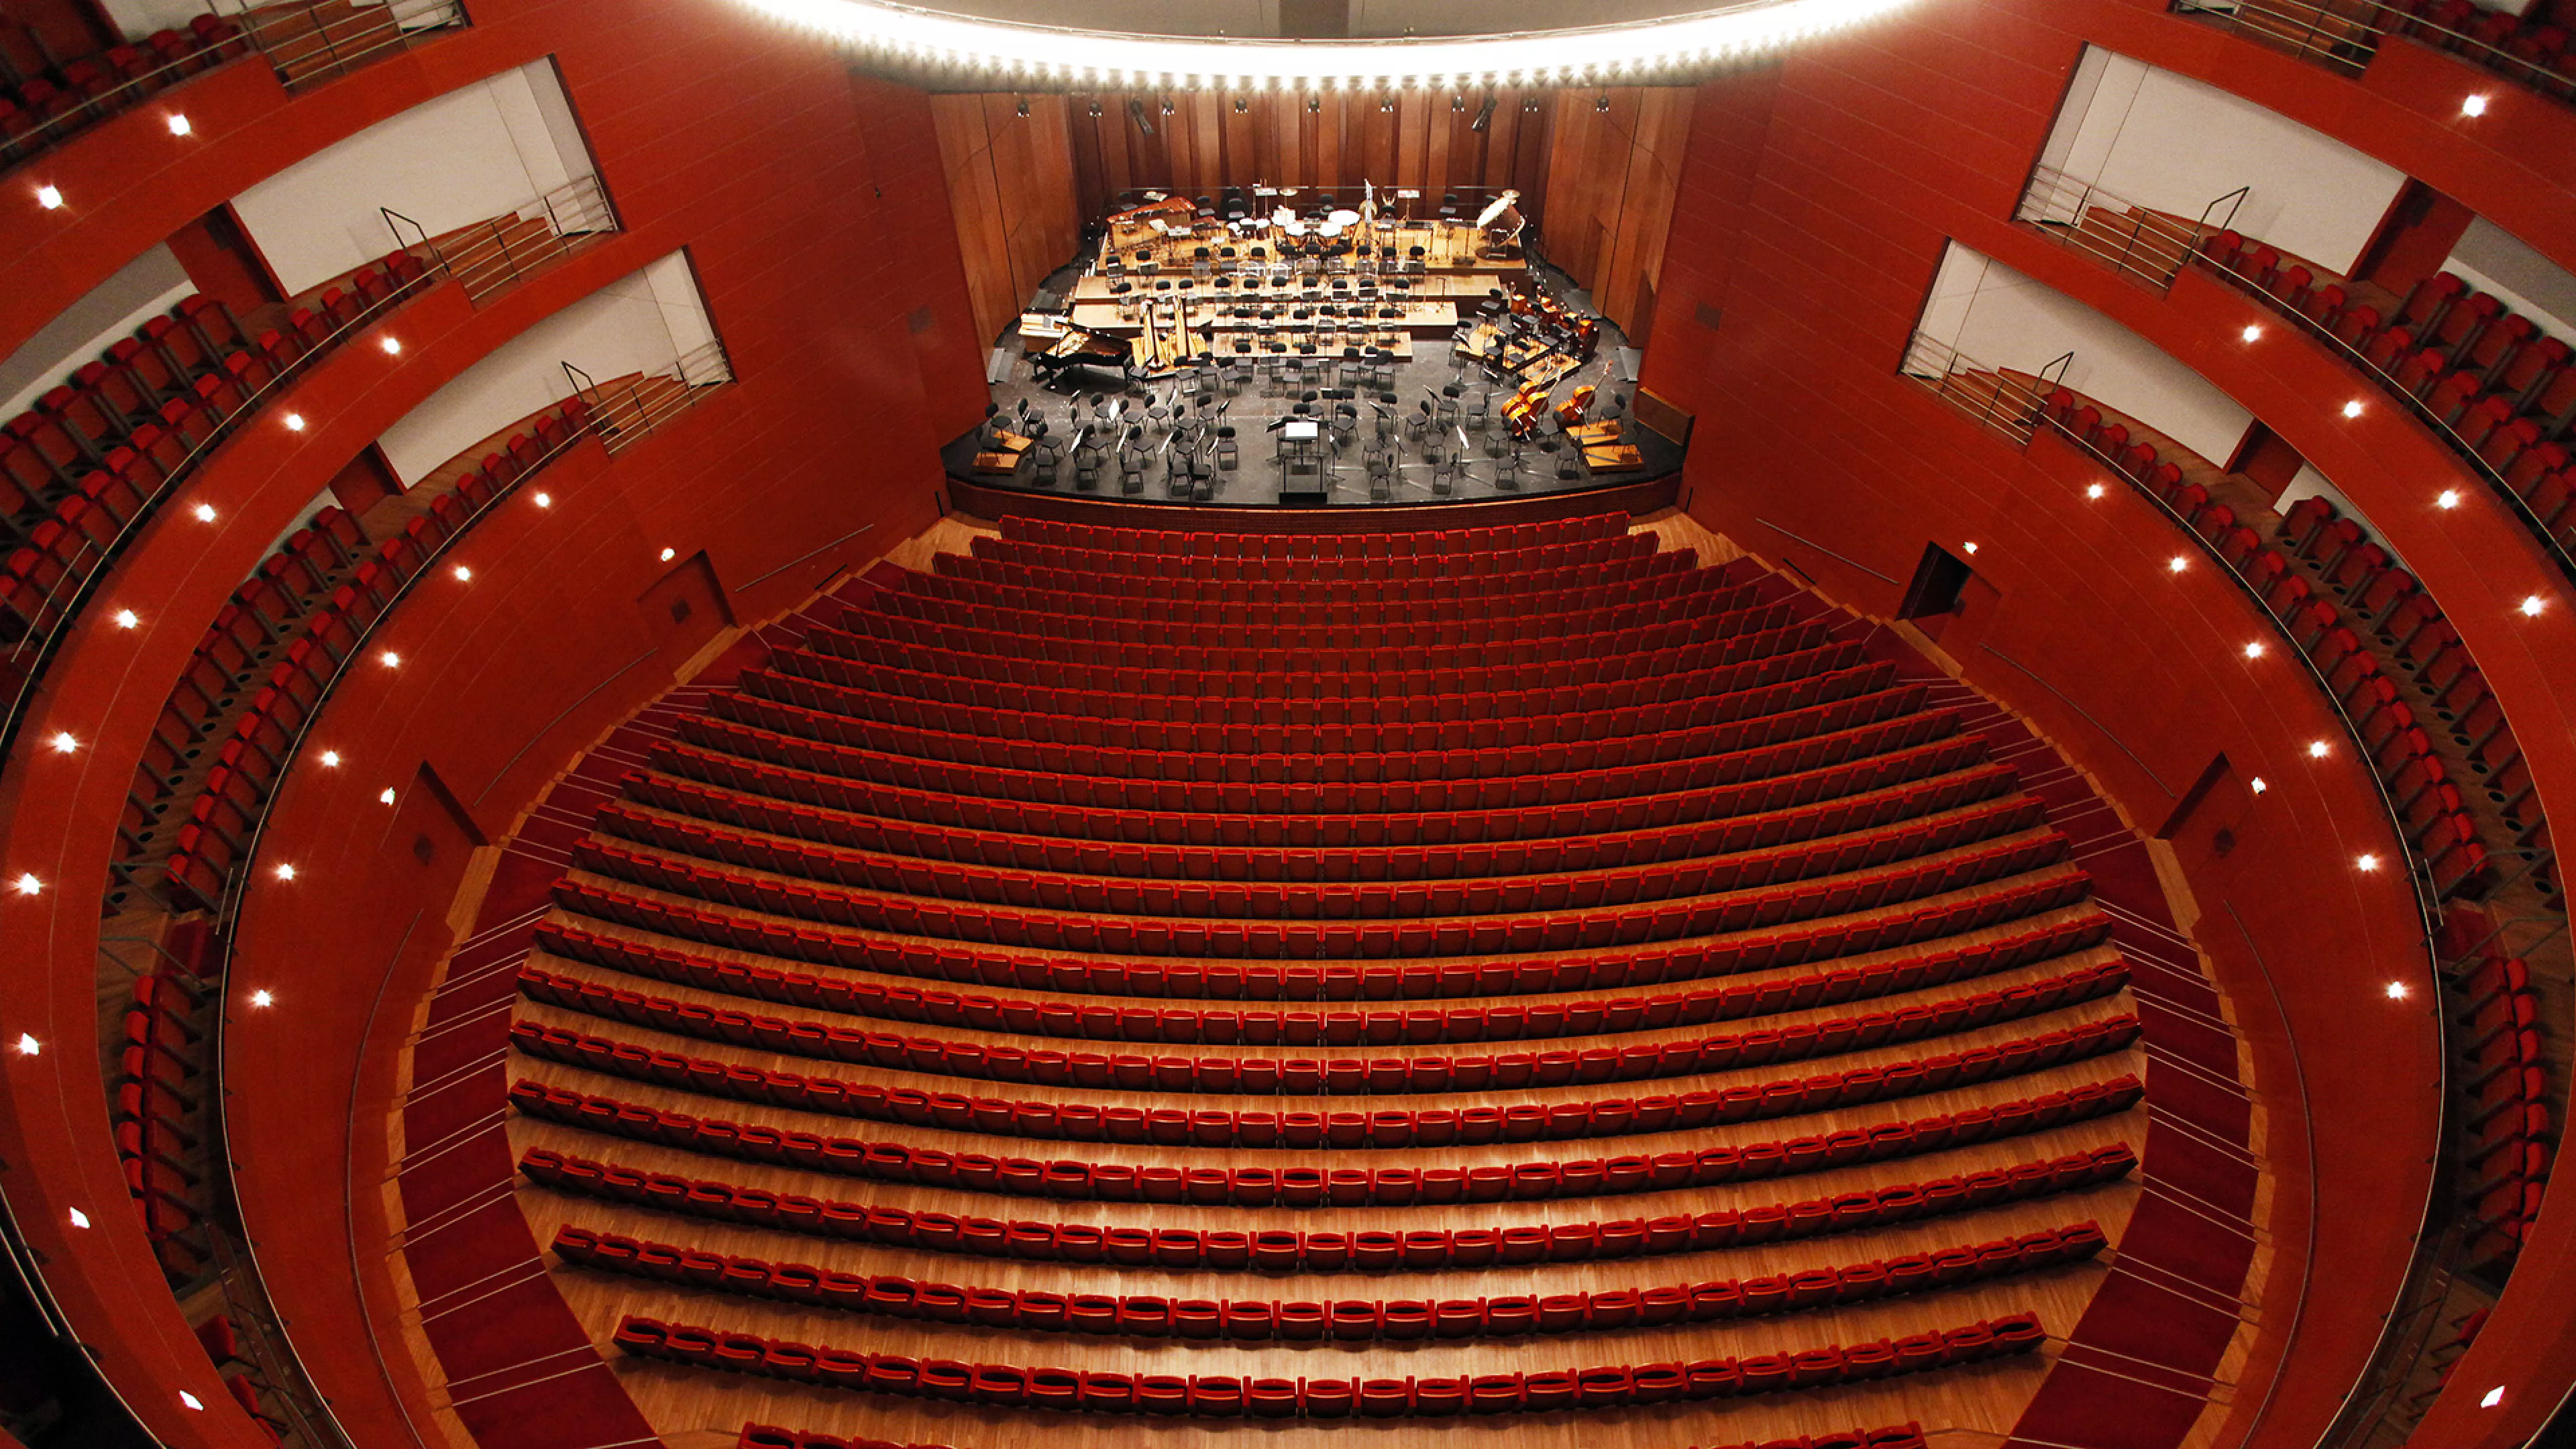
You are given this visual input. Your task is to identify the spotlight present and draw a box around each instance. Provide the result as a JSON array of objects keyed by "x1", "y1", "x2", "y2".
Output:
[
  {"x1": 452, "y1": 565, "x2": 472, "y2": 582},
  {"x1": 319, "y1": 751, "x2": 341, "y2": 767},
  {"x1": 2462, "y1": 94, "x2": 2489, "y2": 117},
  {"x1": 274, "y1": 863, "x2": 297, "y2": 880},
  {"x1": 1961, "y1": 541, "x2": 1978, "y2": 555},
  {"x1": 1381, "y1": 93, "x2": 1394, "y2": 112},
  {"x1": 380, "y1": 335, "x2": 402, "y2": 356},
  {"x1": 379, "y1": 650, "x2": 400, "y2": 667},
  {"x1": 2249, "y1": 777, "x2": 2268, "y2": 794},
  {"x1": 533, "y1": 492, "x2": 552, "y2": 507},
  {"x1": 249, "y1": 989, "x2": 274, "y2": 1008},
  {"x1": 1161, "y1": 98, "x2": 1174, "y2": 115},
  {"x1": 2385, "y1": 981, "x2": 2410, "y2": 1000},
  {"x1": 2307, "y1": 740, "x2": 2331, "y2": 758},
  {"x1": 2481, "y1": 1387, "x2": 2504, "y2": 1409},
  {"x1": 1596, "y1": 93, "x2": 1611, "y2": 111},
  {"x1": 47, "y1": 731, "x2": 75, "y2": 753},
  {"x1": 180, "y1": 1393, "x2": 203, "y2": 1411},
  {"x1": 2342, "y1": 400, "x2": 2364, "y2": 419},
  {"x1": 2355, "y1": 853, "x2": 2380, "y2": 871},
  {"x1": 2167, "y1": 555, "x2": 2188, "y2": 573},
  {"x1": 1087, "y1": 101, "x2": 1101, "y2": 117},
  {"x1": 2240, "y1": 325, "x2": 2262, "y2": 343},
  {"x1": 2436, "y1": 489, "x2": 2461, "y2": 508},
  {"x1": 1233, "y1": 96, "x2": 1248, "y2": 113},
  {"x1": 2085, "y1": 482, "x2": 2104, "y2": 499},
  {"x1": 36, "y1": 184, "x2": 61, "y2": 209},
  {"x1": 1452, "y1": 94, "x2": 1466, "y2": 112},
  {"x1": 166, "y1": 113, "x2": 191, "y2": 136},
  {"x1": 113, "y1": 609, "x2": 138, "y2": 629},
  {"x1": 2243, "y1": 641, "x2": 2265, "y2": 659},
  {"x1": 2519, "y1": 594, "x2": 2544, "y2": 616},
  {"x1": 12, "y1": 1032, "x2": 38, "y2": 1054},
  {"x1": 660, "y1": 547, "x2": 677, "y2": 562},
  {"x1": 193, "y1": 503, "x2": 217, "y2": 522},
  {"x1": 379, "y1": 788, "x2": 396, "y2": 805},
  {"x1": 284, "y1": 413, "x2": 306, "y2": 431},
  {"x1": 9, "y1": 875, "x2": 36, "y2": 897},
  {"x1": 1015, "y1": 96, "x2": 1029, "y2": 117},
  {"x1": 68, "y1": 1208, "x2": 89, "y2": 1228}
]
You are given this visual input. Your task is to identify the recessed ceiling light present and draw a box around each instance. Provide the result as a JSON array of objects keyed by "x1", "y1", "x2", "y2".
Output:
[
  {"x1": 2240, "y1": 325, "x2": 2262, "y2": 342},
  {"x1": 11, "y1": 874, "x2": 39, "y2": 896},
  {"x1": 2355, "y1": 853, "x2": 2380, "y2": 871},
  {"x1": 2519, "y1": 595, "x2": 2544, "y2": 616},
  {"x1": 452, "y1": 565, "x2": 472, "y2": 582},
  {"x1": 35, "y1": 184, "x2": 61, "y2": 209},
  {"x1": 1961, "y1": 541, "x2": 1978, "y2": 555},
  {"x1": 248, "y1": 989, "x2": 273, "y2": 1008},
  {"x1": 12, "y1": 1032, "x2": 37, "y2": 1054},
  {"x1": 179, "y1": 1392, "x2": 202, "y2": 1411},
  {"x1": 2436, "y1": 489, "x2": 2461, "y2": 509},
  {"x1": 379, "y1": 651, "x2": 400, "y2": 667},
  {"x1": 2342, "y1": 400, "x2": 2364, "y2": 419},
  {"x1": 2167, "y1": 555, "x2": 2188, "y2": 573},
  {"x1": 379, "y1": 788, "x2": 396, "y2": 805},
  {"x1": 2385, "y1": 981, "x2": 2410, "y2": 1000},
  {"x1": 2481, "y1": 1386, "x2": 2504, "y2": 1408},
  {"x1": 2085, "y1": 482, "x2": 2104, "y2": 499},
  {"x1": 283, "y1": 413, "x2": 305, "y2": 431},
  {"x1": 319, "y1": 750, "x2": 341, "y2": 767},
  {"x1": 48, "y1": 731, "x2": 76, "y2": 753},
  {"x1": 68, "y1": 1207, "x2": 89, "y2": 1228},
  {"x1": 2308, "y1": 740, "x2": 2331, "y2": 758},
  {"x1": 166, "y1": 113, "x2": 191, "y2": 136},
  {"x1": 660, "y1": 547, "x2": 677, "y2": 562},
  {"x1": 193, "y1": 503, "x2": 217, "y2": 522},
  {"x1": 2462, "y1": 94, "x2": 2489, "y2": 117},
  {"x1": 380, "y1": 336, "x2": 402, "y2": 356},
  {"x1": 113, "y1": 609, "x2": 139, "y2": 629},
  {"x1": 2243, "y1": 641, "x2": 2265, "y2": 659},
  {"x1": 273, "y1": 863, "x2": 297, "y2": 881},
  {"x1": 533, "y1": 492, "x2": 552, "y2": 507},
  {"x1": 2249, "y1": 777, "x2": 2267, "y2": 794}
]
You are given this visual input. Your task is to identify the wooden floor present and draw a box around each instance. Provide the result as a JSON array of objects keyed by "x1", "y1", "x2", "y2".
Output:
[{"x1": 395, "y1": 512, "x2": 2249, "y2": 1449}]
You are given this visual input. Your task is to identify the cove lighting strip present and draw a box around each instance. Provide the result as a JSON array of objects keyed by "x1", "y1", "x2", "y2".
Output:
[{"x1": 737, "y1": 0, "x2": 1918, "y2": 87}]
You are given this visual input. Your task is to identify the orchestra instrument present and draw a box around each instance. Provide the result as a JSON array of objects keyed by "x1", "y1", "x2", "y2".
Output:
[
  {"x1": 1500, "y1": 378, "x2": 1551, "y2": 439},
  {"x1": 1555, "y1": 384, "x2": 1597, "y2": 429}
]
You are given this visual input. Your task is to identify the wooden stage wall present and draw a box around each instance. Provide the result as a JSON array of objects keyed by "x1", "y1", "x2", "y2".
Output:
[{"x1": 927, "y1": 85, "x2": 1701, "y2": 347}]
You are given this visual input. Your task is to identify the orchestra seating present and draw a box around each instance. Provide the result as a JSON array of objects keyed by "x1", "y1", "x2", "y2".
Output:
[{"x1": 482, "y1": 511, "x2": 2182, "y2": 1444}]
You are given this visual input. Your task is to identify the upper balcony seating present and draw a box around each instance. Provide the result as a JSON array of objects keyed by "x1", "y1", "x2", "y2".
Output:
[{"x1": 0, "y1": 15, "x2": 248, "y2": 172}]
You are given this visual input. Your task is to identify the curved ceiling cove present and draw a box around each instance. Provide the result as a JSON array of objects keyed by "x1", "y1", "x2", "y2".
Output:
[{"x1": 735, "y1": 0, "x2": 1918, "y2": 86}]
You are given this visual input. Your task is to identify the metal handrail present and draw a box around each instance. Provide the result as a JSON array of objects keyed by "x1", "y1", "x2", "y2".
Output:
[
  {"x1": 573, "y1": 340, "x2": 734, "y2": 455},
  {"x1": 2189, "y1": 253, "x2": 2576, "y2": 593},
  {"x1": 2171, "y1": 0, "x2": 2383, "y2": 74},
  {"x1": 214, "y1": 0, "x2": 468, "y2": 91},
  {"x1": 431, "y1": 174, "x2": 617, "y2": 304},
  {"x1": 184, "y1": 413, "x2": 598, "y2": 1449},
  {"x1": 2016, "y1": 166, "x2": 2254, "y2": 291},
  {"x1": 0, "y1": 258, "x2": 445, "y2": 770},
  {"x1": 0, "y1": 29, "x2": 254, "y2": 174},
  {"x1": 2176, "y1": 0, "x2": 2576, "y2": 105},
  {"x1": 1900, "y1": 332, "x2": 2056, "y2": 444}
]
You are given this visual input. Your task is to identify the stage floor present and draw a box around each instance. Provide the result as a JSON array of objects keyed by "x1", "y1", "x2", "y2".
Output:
[{"x1": 952, "y1": 262, "x2": 1682, "y2": 510}]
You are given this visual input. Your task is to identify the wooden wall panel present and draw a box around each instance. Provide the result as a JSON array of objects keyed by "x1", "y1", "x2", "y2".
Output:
[
  {"x1": 1540, "y1": 85, "x2": 1699, "y2": 337},
  {"x1": 930, "y1": 94, "x2": 1083, "y2": 347}
]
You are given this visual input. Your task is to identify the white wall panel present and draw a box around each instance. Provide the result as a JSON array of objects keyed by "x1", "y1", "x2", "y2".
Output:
[
  {"x1": 229, "y1": 60, "x2": 591, "y2": 295},
  {"x1": 374, "y1": 253, "x2": 710, "y2": 484},
  {"x1": 2039, "y1": 48, "x2": 2404, "y2": 274},
  {"x1": 2448, "y1": 216, "x2": 2576, "y2": 349},
  {"x1": 1919, "y1": 243, "x2": 2255, "y2": 467},
  {"x1": 0, "y1": 244, "x2": 193, "y2": 419}
]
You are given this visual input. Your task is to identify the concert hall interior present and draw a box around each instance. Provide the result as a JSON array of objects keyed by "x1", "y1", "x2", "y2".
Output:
[{"x1": 0, "y1": 3, "x2": 2573, "y2": 1449}]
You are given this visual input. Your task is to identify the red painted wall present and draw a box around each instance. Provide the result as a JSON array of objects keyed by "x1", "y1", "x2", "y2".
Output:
[
  {"x1": 0, "y1": 3, "x2": 984, "y2": 1444},
  {"x1": 1631, "y1": 3, "x2": 2576, "y2": 1446}
]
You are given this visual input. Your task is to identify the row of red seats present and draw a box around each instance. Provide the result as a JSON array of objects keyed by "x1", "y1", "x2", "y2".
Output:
[
  {"x1": 567, "y1": 822, "x2": 2072, "y2": 957},
  {"x1": 968, "y1": 531, "x2": 1652, "y2": 584},
  {"x1": 928, "y1": 543, "x2": 1690, "y2": 606},
  {"x1": 794, "y1": 613, "x2": 1847, "y2": 708},
  {"x1": 2202, "y1": 244, "x2": 2576, "y2": 560},
  {"x1": 612, "y1": 1309, "x2": 2047, "y2": 1414},
  {"x1": 849, "y1": 556, "x2": 1783, "y2": 651},
  {"x1": 2049, "y1": 402, "x2": 2512, "y2": 899},
  {"x1": 0, "y1": 15, "x2": 247, "y2": 166},
  {"x1": 509, "y1": 990, "x2": 2135, "y2": 1148},
  {"x1": 832, "y1": 588, "x2": 1805, "y2": 674},
  {"x1": 506, "y1": 1067, "x2": 2147, "y2": 1206},
  {"x1": 2388, "y1": 0, "x2": 2574, "y2": 91},
  {"x1": 191, "y1": 1314, "x2": 286, "y2": 1446},
  {"x1": 867, "y1": 553, "x2": 1735, "y2": 629},
  {"x1": 741, "y1": 1422, "x2": 1927, "y2": 1449},
  {"x1": 111, "y1": 967, "x2": 213, "y2": 1287},
  {"x1": 2455, "y1": 952, "x2": 2553, "y2": 1265},
  {"x1": 158, "y1": 402, "x2": 592, "y2": 912},
  {"x1": 586, "y1": 791, "x2": 2046, "y2": 921},
  {"x1": 549, "y1": 865, "x2": 2096, "y2": 992},
  {"x1": 642, "y1": 724, "x2": 1994, "y2": 852},
  {"x1": 531, "y1": 908, "x2": 2110, "y2": 1038},
  {"x1": 511, "y1": 955, "x2": 2130, "y2": 1103},
  {"x1": 1, "y1": 263, "x2": 432, "y2": 670},
  {"x1": 676, "y1": 678, "x2": 1960, "y2": 816},
  {"x1": 737, "y1": 652, "x2": 1900, "y2": 755},
  {"x1": 621, "y1": 754, "x2": 2021, "y2": 883},
  {"x1": 994, "y1": 512, "x2": 1628, "y2": 557},
  {"x1": 522, "y1": 1140, "x2": 2139, "y2": 1270},
  {"x1": 707, "y1": 675, "x2": 1931, "y2": 788},
  {"x1": 558, "y1": 1218, "x2": 2106, "y2": 1339}
]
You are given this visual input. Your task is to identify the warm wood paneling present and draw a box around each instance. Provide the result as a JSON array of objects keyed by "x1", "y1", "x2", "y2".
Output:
[
  {"x1": 930, "y1": 93, "x2": 1083, "y2": 346},
  {"x1": 1542, "y1": 85, "x2": 1701, "y2": 339}
]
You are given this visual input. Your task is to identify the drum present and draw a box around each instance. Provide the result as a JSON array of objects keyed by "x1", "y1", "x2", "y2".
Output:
[
  {"x1": 1327, "y1": 209, "x2": 1361, "y2": 227},
  {"x1": 1271, "y1": 207, "x2": 1297, "y2": 227},
  {"x1": 1285, "y1": 221, "x2": 1309, "y2": 237},
  {"x1": 1318, "y1": 221, "x2": 1344, "y2": 238}
]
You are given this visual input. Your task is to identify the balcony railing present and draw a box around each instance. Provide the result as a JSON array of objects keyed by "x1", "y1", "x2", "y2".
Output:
[
  {"x1": 0, "y1": 18, "x2": 254, "y2": 172},
  {"x1": 384, "y1": 173, "x2": 620, "y2": 305},
  {"x1": 2174, "y1": 0, "x2": 2576, "y2": 107},
  {"x1": 1898, "y1": 333, "x2": 2065, "y2": 445},
  {"x1": 564, "y1": 339, "x2": 735, "y2": 455},
  {"x1": 2015, "y1": 165, "x2": 2247, "y2": 290},
  {"x1": 215, "y1": 0, "x2": 468, "y2": 89}
]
